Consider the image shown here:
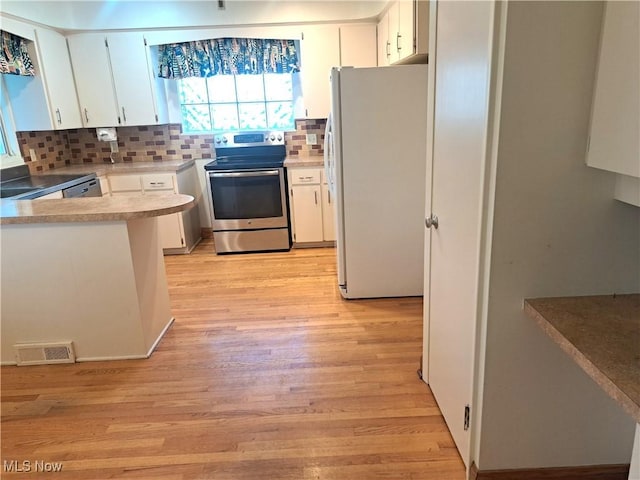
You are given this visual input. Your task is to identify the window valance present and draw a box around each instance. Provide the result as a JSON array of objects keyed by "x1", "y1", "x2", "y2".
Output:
[
  {"x1": 0, "y1": 31, "x2": 35, "y2": 76},
  {"x1": 157, "y1": 38, "x2": 299, "y2": 79}
]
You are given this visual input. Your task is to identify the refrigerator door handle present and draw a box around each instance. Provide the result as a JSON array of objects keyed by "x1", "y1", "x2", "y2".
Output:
[{"x1": 323, "y1": 112, "x2": 332, "y2": 189}]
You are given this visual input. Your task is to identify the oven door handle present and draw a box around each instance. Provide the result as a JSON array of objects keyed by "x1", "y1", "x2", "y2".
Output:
[{"x1": 210, "y1": 170, "x2": 280, "y2": 178}]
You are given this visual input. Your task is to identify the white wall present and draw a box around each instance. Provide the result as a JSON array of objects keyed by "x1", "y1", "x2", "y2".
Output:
[{"x1": 476, "y1": 1, "x2": 639, "y2": 469}]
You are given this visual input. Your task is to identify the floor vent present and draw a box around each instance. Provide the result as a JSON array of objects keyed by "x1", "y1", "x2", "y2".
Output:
[{"x1": 14, "y1": 342, "x2": 75, "y2": 366}]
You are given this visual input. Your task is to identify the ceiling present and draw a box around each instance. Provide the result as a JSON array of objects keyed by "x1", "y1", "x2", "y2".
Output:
[{"x1": 0, "y1": 0, "x2": 387, "y2": 32}]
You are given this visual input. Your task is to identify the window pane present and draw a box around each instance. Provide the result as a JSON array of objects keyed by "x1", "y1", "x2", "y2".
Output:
[
  {"x1": 207, "y1": 76, "x2": 237, "y2": 103},
  {"x1": 181, "y1": 105, "x2": 211, "y2": 132},
  {"x1": 179, "y1": 78, "x2": 208, "y2": 104},
  {"x1": 265, "y1": 74, "x2": 292, "y2": 101},
  {"x1": 211, "y1": 104, "x2": 239, "y2": 131},
  {"x1": 236, "y1": 75, "x2": 265, "y2": 102},
  {"x1": 266, "y1": 102, "x2": 294, "y2": 129},
  {"x1": 238, "y1": 103, "x2": 267, "y2": 130}
]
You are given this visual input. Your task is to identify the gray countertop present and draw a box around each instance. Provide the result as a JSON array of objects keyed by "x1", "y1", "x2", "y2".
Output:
[
  {"x1": 35, "y1": 159, "x2": 196, "y2": 177},
  {"x1": 0, "y1": 194, "x2": 194, "y2": 225}
]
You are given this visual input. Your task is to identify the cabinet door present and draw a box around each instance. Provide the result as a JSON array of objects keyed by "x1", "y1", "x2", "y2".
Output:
[
  {"x1": 300, "y1": 25, "x2": 340, "y2": 119},
  {"x1": 397, "y1": 0, "x2": 415, "y2": 61},
  {"x1": 107, "y1": 32, "x2": 160, "y2": 127},
  {"x1": 340, "y1": 24, "x2": 377, "y2": 67},
  {"x1": 321, "y1": 182, "x2": 336, "y2": 241},
  {"x1": 586, "y1": 2, "x2": 639, "y2": 178},
  {"x1": 67, "y1": 33, "x2": 120, "y2": 127},
  {"x1": 388, "y1": 2, "x2": 401, "y2": 63},
  {"x1": 291, "y1": 185, "x2": 323, "y2": 243},
  {"x1": 34, "y1": 28, "x2": 82, "y2": 130},
  {"x1": 377, "y1": 13, "x2": 391, "y2": 66},
  {"x1": 146, "y1": 189, "x2": 185, "y2": 249}
]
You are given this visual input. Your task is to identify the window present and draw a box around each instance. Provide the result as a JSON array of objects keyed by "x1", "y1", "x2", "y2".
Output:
[{"x1": 178, "y1": 74, "x2": 295, "y2": 133}]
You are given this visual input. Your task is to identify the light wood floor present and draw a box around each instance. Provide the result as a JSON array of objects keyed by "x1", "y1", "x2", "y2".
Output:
[{"x1": 1, "y1": 240, "x2": 465, "y2": 479}]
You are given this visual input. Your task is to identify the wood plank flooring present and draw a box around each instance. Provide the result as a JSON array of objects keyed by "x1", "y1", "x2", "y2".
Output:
[{"x1": 1, "y1": 240, "x2": 465, "y2": 479}]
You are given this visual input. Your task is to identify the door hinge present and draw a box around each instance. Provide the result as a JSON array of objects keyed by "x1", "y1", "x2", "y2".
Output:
[
  {"x1": 104, "y1": 38, "x2": 109, "y2": 48},
  {"x1": 155, "y1": 114, "x2": 159, "y2": 123},
  {"x1": 464, "y1": 405, "x2": 470, "y2": 431},
  {"x1": 301, "y1": 32, "x2": 304, "y2": 41},
  {"x1": 293, "y1": 233, "x2": 296, "y2": 241},
  {"x1": 144, "y1": 38, "x2": 148, "y2": 47},
  {"x1": 290, "y1": 188, "x2": 293, "y2": 196}
]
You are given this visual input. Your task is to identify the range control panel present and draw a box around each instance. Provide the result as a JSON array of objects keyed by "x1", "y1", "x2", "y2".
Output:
[{"x1": 214, "y1": 131, "x2": 285, "y2": 147}]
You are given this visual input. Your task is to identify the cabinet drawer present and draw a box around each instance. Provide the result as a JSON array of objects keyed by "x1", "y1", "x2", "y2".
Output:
[
  {"x1": 109, "y1": 175, "x2": 142, "y2": 192},
  {"x1": 290, "y1": 168, "x2": 321, "y2": 185},
  {"x1": 142, "y1": 173, "x2": 176, "y2": 192}
]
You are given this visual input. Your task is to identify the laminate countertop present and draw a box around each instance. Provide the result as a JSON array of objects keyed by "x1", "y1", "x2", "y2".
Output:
[
  {"x1": 284, "y1": 155, "x2": 325, "y2": 168},
  {"x1": 0, "y1": 194, "x2": 194, "y2": 225},
  {"x1": 35, "y1": 159, "x2": 196, "y2": 177},
  {"x1": 524, "y1": 294, "x2": 640, "y2": 423}
]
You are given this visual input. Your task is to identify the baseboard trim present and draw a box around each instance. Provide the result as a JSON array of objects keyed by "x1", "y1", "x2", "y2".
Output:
[{"x1": 469, "y1": 462, "x2": 630, "y2": 480}]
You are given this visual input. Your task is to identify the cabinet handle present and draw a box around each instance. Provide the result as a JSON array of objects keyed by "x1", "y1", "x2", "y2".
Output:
[
  {"x1": 386, "y1": 40, "x2": 391, "y2": 59},
  {"x1": 84, "y1": 108, "x2": 89, "y2": 123},
  {"x1": 328, "y1": 190, "x2": 331, "y2": 204},
  {"x1": 397, "y1": 33, "x2": 402, "y2": 52},
  {"x1": 314, "y1": 191, "x2": 318, "y2": 205},
  {"x1": 122, "y1": 107, "x2": 127, "y2": 123},
  {"x1": 55, "y1": 108, "x2": 62, "y2": 125}
]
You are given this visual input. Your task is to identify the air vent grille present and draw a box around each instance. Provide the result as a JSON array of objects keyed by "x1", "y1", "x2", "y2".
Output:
[{"x1": 14, "y1": 342, "x2": 75, "y2": 366}]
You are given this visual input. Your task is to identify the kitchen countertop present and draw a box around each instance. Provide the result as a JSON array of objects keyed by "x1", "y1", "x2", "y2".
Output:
[
  {"x1": 284, "y1": 155, "x2": 324, "y2": 168},
  {"x1": 524, "y1": 294, "x2": 640, "y2": 423},
  {"x1": 35, "y1": 159, "x2": 196, "y2": 177},
  {"x1": 0, "y1": 194, "x2": 194, "y2": 225}
]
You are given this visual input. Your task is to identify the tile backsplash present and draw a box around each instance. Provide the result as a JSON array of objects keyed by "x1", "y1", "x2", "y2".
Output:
[
  {"x1": 17, "y1": 124, "x2": 215, "y2": 174},
  {"x1": 17, "y1": 119, "x2": 326, "y2": 174},
  {"x1": 284, "y1": 119, "x2": 327, "y2": 157}
]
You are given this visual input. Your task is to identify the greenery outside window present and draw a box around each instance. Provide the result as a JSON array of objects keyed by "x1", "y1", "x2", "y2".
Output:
[{"x1": 178, "y1": 73, "x2": 295, "y2": 133}]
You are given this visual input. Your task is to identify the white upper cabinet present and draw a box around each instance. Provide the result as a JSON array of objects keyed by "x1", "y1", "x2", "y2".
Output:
[
  {"x1": 340, "y1": 24, "x2": 377, "y2": 67},
  {"x1": 377, "y1": 12, "x2": 391, "y2": 66},
  {"x1": 68, "y1": 32, "x2": 166, "y2": 128},
  {"x1": 67, "y1": 33, "x2": 119, "y2": 127},
  {"x1": 586, "y1": 1, "x2": 639, "y2": 179},
  {"x1": 300, "y1": 23, "x2": 376, "y2": 119},
  {"x1": 108, "y1": 33, "x2": 164, "y2": 127},
  {"x1": 1, "y1": 16, "x2": 82, "y2": 131},
  {"x1": 33, "y1": 28, "x2": 83, "y2": 130},
  {"x1": 377, "y1": 0, "x2": 429, "y2": 66},
  {"x1": 300, "y1": 25, "x2": 340, "y2": 119}
]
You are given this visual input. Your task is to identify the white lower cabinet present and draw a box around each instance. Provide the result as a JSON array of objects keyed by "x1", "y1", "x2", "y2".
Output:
[
  {"x1": 107, "y1": 166, "x2": 200, "y2": 253},
  {"x1": 288, "y1": 167, "x2": 335, "y2": 245},
  {"x1": 321, "y1": 181, "x2": 336, "y2": 242}
]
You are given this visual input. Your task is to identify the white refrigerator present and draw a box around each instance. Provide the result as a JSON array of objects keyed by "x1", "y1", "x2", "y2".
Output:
[{"x1": 324, "y1": 65, "x2": 428, "y2": 299}]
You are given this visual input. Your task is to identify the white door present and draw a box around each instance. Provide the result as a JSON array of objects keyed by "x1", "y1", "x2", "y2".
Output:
[{"x1": 425, "y1": 0, "x2": 495, "y2": 465}]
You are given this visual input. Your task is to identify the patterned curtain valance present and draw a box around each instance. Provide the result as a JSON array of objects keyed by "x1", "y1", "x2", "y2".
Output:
[
  {"x1": 0, "y1": 31, "x2": 35, "y2": 76},
  {"x1": 157, "y1": 37, "x2": 299, "y2": 79}
]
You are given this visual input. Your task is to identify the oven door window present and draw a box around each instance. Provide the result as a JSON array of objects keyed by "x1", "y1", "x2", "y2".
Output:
[{"x1": 210, "y1": 170, "x2": 283, "y2": 220}]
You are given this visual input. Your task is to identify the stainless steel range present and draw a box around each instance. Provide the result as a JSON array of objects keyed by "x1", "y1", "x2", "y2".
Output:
[{"x1": 204, "y1": 131, "x2": 291, "y2": 254}]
